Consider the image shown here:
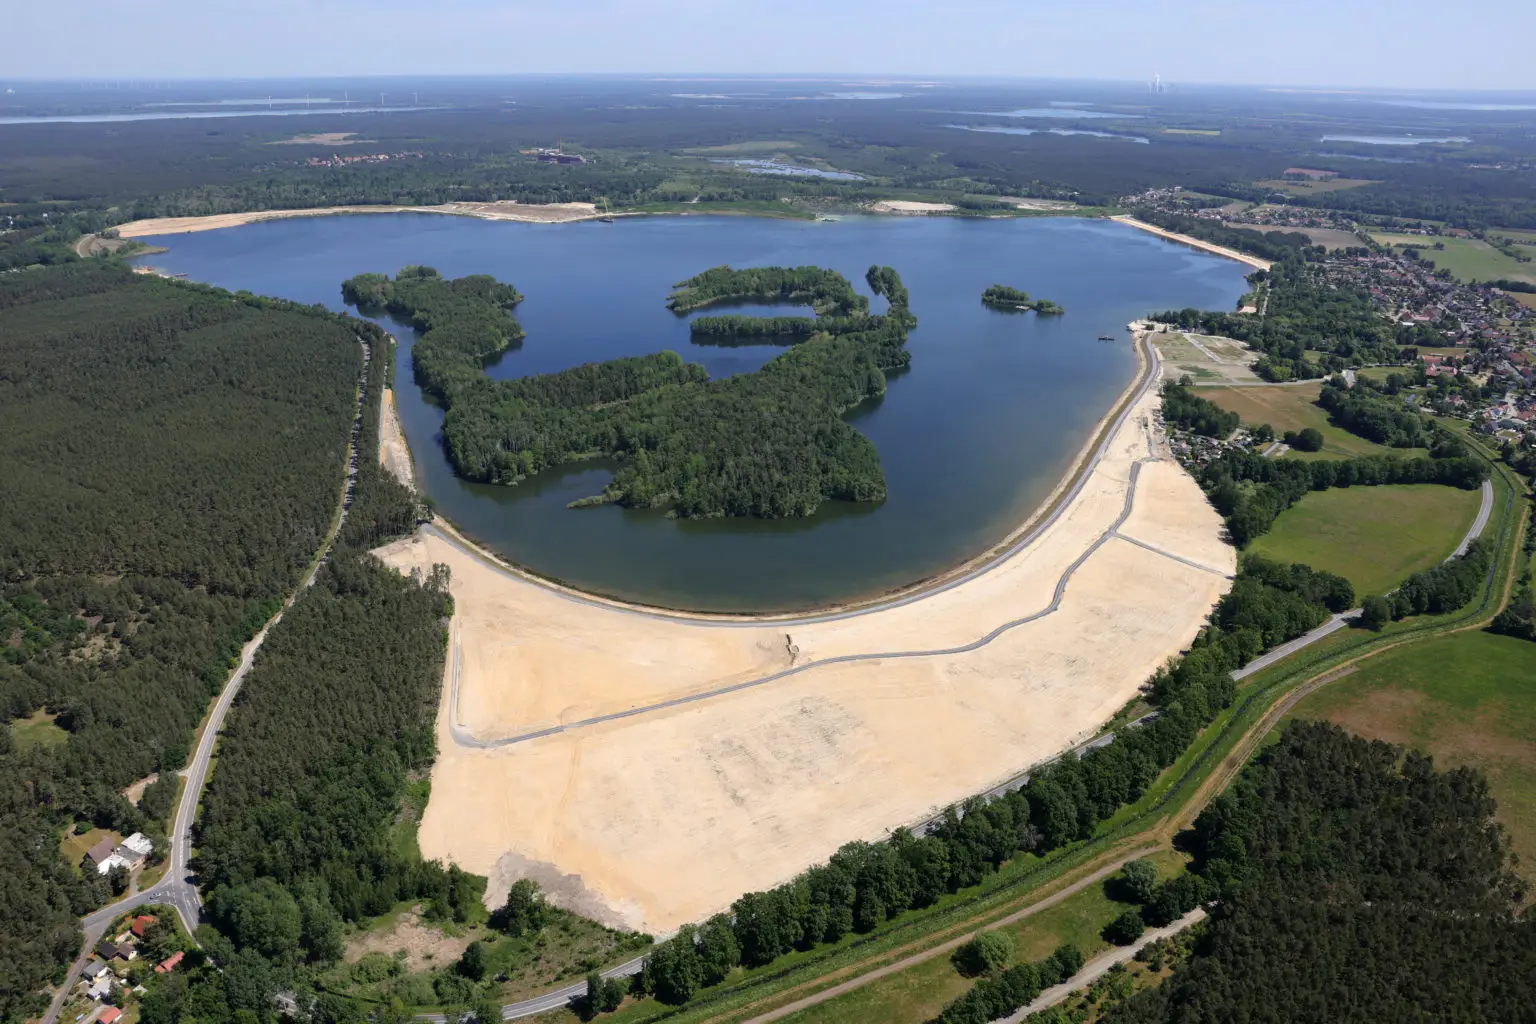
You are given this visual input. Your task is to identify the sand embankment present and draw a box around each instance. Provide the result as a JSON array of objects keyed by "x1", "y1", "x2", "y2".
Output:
[
  {"x1": 114, "y1": 201, "x2": 605, "y2": 238},
  {"x1": 375, "y1": 337, "x2": 1235, "y2": 935},
  {"x1": 379, "y1": 388, "x2": 415, "y2": 490},
  {"x1": 1110, "y1": 216, "x2": 1273, "y2": 271}
]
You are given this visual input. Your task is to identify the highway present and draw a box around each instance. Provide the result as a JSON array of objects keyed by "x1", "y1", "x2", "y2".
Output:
[{"x1": 41, "y1": 336, "x2": 372, "y2": 1024}]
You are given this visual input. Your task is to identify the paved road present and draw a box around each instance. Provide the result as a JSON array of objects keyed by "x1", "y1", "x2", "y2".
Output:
[
  {"x1": 1455, "y1": 478, "x2": 1495, "y2": 557},
  {"x1": 419, "y1": 956, "x2": 648, "y2": 1023},
  {"x1": 41, "y1": 338, "x2": 372, "y2": 1024},
  {"x1": 998, "y1": 908, "x2": 1207, "y2": 1023}
]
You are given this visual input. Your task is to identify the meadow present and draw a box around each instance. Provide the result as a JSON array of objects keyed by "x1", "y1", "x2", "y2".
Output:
[{"x1": 1201, "y1": 383, "x2": 1415, "y2": 460}]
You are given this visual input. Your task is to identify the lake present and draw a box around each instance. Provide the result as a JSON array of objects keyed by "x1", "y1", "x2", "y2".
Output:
[
  {"x1": 1320, "y1": 134, "x2": 1470, "y2": 146},
  {"x1": 133, "y1": 213, "x2": 1245, "y2": 611}
]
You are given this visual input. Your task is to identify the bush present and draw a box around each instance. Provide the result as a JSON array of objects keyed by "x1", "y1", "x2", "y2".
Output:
[
  {"x1": 952, "y1": 929, "x2": 1016, "y2": 977},
  {"x1": 1049, "y1": 943, "x2": 1085, "y2": 979},
  {"x1": 1283, "y1": 427, "x2": 1324, "y2": 452},
  {"x1": 1103, "y1": 909, "x2": 1146, "y2": 945},
  {"x1": 1117, "y1": 858, "x2": 1159, "y2": 904},
  {"x1": 1359, "y1": 594, "x2": 1391, "y2": 631}
]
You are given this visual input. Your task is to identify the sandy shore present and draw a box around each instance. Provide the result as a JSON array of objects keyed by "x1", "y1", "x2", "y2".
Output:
[
  {"x1": 1111, "y1": 216, "x2": 1273, "y2": 271},
  {"x1": 375, "y1": 335, "x2": 1235, "y2": 934},
  {"x1": 114, "y1": 201, "x2": 606, "y2": 238},
  {"x1": 869, "y1": 200, "x2": 957, "y2": 214},
  {"x1": 379, "y1": 388, "x2": 415, "y2": 490}
]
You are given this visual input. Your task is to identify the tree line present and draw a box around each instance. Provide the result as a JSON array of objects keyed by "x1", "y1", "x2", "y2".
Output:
[
  {"x1": 0, "y1": 264, "x2": 365, "y2": 1022},
  {"x1": 1103, "y1": 721, "x2": 1535, "y2": 1022},
  {"x1": 1315, "y1": 377, "x2": 1439, "y2": 448},
  {"x1": 1160, "y1": 380, "x2": 1239, "y2": 438},
  {"x1": 345, "y1": 264, "x2": 920, "y2": 519},
  {"x1": 624, "y1": 552, "x2": 1355, "y2": 1009},
  {"x1": 981, "y1": 284, "x2": 1063, "y2": 315}
]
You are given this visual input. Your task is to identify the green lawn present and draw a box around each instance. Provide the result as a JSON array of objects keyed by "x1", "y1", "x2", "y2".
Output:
[
  {"x1": 779, "y1": 851, "x2": 1187, "y2": 1024},
  {"x1": 10, "y1": 708, "x2": 68, "y2": 749},
  {"x1": 1288, "y1": 631, "x2": 1536, "y2": 884},
  {"x1": 1247, "y1": 483, "x2": 1481, "y2": 596},
  {"x1": 1201, "y1": 383, "x2": 1410, "y2": 460}
]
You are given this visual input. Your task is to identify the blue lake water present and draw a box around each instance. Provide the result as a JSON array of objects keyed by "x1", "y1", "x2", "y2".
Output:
[
  {"x1": 133, "y1": 213, "x2": 1245, "y2": 610},
  {"x1": 945, "y1": 124, "x2": 1150, "y2": 143},
  {"x1": 0, "y1": 105, "x2": 433, "y2": 125},
  {"x1": 1321, "y1": 134, "x2": 1470, "y2": 146},
  {"x1": 967, "y1": 108, "x2": 1145, "y2": 120},
  {"x1": 712, "y1": 159, "x2": 866, "y2": 180}
]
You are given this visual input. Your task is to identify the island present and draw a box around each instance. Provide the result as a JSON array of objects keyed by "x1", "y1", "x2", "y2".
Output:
[
  {"x1": 981, "y1": 283, "x2": 1065, "y2": 315},
  {"x1": 344, "y1": 263, "x2": 916, "y2": 518}
]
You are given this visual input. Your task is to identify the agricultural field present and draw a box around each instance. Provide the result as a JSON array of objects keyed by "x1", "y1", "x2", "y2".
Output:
[
  {"x1": 1255, "y1": 177, "x2": 1378, "y2": 196},
  {"x1": 1201, "y1": 383, "x2": 1412, "y2": 460},
  {"x1": 1369, "y1": 233, "x2": 1536, "y2": 285},
  {"x1": 1289, "y1": 631, "x2": 1536, "y2": 882},
  {"x1": 780, "y1": 851, "x2": 1189, "y2": 1024},
  {"x1": 1245, "y1": 483, "x2": 1483, "y2": 597}
]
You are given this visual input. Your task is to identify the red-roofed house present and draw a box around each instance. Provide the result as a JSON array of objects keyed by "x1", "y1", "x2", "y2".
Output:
[
  {"x1": 155, "y1": 951, "x2": 184, "y2": 974},
  {"x1": 131, "y1": 915, "x2": 156, "y2": 937},
  {"x1": 98, "y1": 1008, "x2": 122, "y2": 1024}
]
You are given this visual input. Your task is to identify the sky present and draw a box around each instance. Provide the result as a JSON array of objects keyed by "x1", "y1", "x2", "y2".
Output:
[{"x1": 6, "y1": 0, "x2": 1534, "y2": 90}]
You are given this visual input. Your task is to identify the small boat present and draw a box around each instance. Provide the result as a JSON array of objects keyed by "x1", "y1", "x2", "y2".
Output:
[{"x1": 1098, "y1": 334, "x2": 1115, "y2": 341}]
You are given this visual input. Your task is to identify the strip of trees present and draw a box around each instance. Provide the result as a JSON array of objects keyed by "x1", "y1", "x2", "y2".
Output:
[
  {"x1": 981, "y1": 284, "x2": 1063, "y2": 315},
  {"x1": 345, "y1": 264, "x2": 919, "y2": 518},
  {"x1": 1160, "y1": 380, "x2": 1239, "y2": 438}
]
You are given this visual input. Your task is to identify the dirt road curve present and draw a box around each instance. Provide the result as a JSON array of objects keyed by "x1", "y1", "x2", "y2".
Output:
[{"x1": 41, "y1": 337, "x2": 372, "y2": 1024}]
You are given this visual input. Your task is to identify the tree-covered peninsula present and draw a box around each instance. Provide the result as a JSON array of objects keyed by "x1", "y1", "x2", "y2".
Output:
[
  {"x1": 344, "y1": 264, "x2": 917, "y2": 518},
  {"x1": 981, "y1": 283, "x2": 1064, "y2": 314}
]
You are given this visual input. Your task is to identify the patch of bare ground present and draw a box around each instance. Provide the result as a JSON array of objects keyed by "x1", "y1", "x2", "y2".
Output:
[
  {"x1": 122, "y1": 773, "x2": 158, "y2": 807},
  {"x1": 999, "y1": 197, "x2": 1078, "y2": 211},
  {"x1": 869, "y1": 200, "x2": 956, "y2": 214},
  {"x1": 269, "y1": 132, "x2": 365, "y2": 145},
  {"x1": 344, "y1": 905, "x2": 473, "y2": 972}
]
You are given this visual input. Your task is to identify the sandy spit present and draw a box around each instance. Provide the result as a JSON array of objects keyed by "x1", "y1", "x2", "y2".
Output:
[
  {"x1": 869, "y1": 200, "x2": 958, "y2": 214},
  {"x1": 1110, "y1": 216, "x2": 1273, "y2": 271},
  {"x1": 375, "y1": 336, "x2": 1235, "y2": 935}
]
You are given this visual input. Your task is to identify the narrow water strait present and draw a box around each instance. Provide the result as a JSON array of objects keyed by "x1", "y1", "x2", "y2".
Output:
[{"x1": 136, "y1": 213, "x2": 1245, "y2": 609}]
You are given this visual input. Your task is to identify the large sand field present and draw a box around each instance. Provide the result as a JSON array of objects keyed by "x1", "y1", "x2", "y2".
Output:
[{"x1": 374, "y1": 344, "x2": 1234, "y2": 935}]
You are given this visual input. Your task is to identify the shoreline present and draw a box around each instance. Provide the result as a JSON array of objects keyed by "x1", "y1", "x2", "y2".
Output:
[
  {"x1": 1110, "y1": 215, "x2": 1274, "y2": 271},
  {"x1": 113, "y1": 201, "x2": 620, "y2": 237},
  {"x1": 416, "y1": 329, "x2": 1156, "y2": 625}
]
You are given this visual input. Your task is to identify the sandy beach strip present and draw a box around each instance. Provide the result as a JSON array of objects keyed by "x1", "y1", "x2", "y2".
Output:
[
  {"x1": 376, "y1": 331, "x2": 1235, "y2": 933},
  {"x1": 869, "y1": 200, "x2": 958, "y2": 214},
  {"x1": 114, "y1": 201, "x2": 606, "y2": 238},
  {"x1": 1110, "y1": 215, "x2": 1273, "y2": 271},
  {"x1": 379, "y1": 387, "x2": 415, "y2": 490}
]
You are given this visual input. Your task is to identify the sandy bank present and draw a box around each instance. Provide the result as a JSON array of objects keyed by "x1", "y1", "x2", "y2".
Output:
[
  {"x1": 375, "y1": 338, "x2": 1235, "y2": 934},
  {"x1": 379, "y1": 388, "x2": 415, "y2": 490},
  {"x1": 869, "y1": 200, "x2": 958, "y2": 214},
  {"x1": 1111, "y1": 216, "x2": 1273, "y2": 271},
  {"x1": 114, "y1": 201, "x2": 606, "y2": 238}
]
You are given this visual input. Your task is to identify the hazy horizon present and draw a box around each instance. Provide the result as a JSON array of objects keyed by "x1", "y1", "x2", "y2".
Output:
[{"x1": 5, "y1": 0, "x2": 1531, "y2": 91}]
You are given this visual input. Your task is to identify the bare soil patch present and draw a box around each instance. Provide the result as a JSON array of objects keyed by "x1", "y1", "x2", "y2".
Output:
[
  {"x1": 269, "y1": 132, "x2": 365, "y2": 145},
  {"x1": 869, "y1": 200, "x2": 957, "y2": 214},
  {"x1": 344, "y1": 906, "x2": 473, "y2": 972}
]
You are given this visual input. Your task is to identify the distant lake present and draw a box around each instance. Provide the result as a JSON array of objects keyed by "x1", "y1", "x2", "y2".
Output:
[
  {"x1": 968, "y1": 108, "x2": 1146, "y2": 120},
  {"x1": 711, "y1": 158, "x2": 866, "y2": 180},
  {"x1": 1375, "y1": 100, "x2": 1536, "y2": 111},
  {"x1": 0, "y1": 105, "x2": 433, "y2": 125},
  {"x1": 1321, "y1": 134, "x2": 1470, "y2": 146},
  {"x1": 132, "y1": 214, "x2": 1244, "y2": 611},
  {"x1": 946, "y1": 124, "x2": 1150, "y2": 144}
]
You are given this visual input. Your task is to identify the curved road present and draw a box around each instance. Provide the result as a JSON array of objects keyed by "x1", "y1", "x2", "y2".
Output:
[{"x1": 41, "y1": 338, "x2": 372, "y2": 1024}]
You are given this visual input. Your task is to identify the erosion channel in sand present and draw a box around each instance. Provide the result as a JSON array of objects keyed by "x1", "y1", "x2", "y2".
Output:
[{"x1": 375, "y1": 331, "x2": 1235, "y2": 933}]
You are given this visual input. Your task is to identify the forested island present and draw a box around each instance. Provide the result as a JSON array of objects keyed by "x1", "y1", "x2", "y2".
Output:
[
  {"x1": 344, "y1": 263, "x2": 918, "y2": 518},
  {"x1": 981, "y1": 284, "x2": 1064, "y2": 315}
]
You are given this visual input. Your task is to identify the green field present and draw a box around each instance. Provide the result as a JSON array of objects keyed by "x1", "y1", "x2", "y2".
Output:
[
  {"x1": 1202, "y1": 383, "x2": 1411, "y2": 460},
  {"x1": 1369, "y1": 233, "x2": 1536, "y2": 285},
  {"x1": 780, "y1": 851, "x2": 1187, "y2": 1024},
  {"x1": 1257, "y1": 177, "x2": 1377, "y2": 196},
  {"x1": 10, "y1": 709, "x2": 68, "y2": 750},
  {"x1": 1247, "y1": 484, "x2": 1481, "y2": 596},
  {"x1": 1289, "y1": 631, "x2": 1536, "y2": 882}
]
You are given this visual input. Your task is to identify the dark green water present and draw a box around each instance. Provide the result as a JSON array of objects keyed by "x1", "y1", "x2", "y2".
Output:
[{"x1": 135, "y1": 213, "x2": 1245, "y2": 610}]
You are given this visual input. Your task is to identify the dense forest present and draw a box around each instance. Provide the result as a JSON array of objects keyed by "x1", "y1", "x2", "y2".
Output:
[
  {"x1": 1198, "y1": 447, "x2": 1489, "y2": 546},
  {"x1": 345, "y1": 264, "x2": 919, "y2": 518},
  {"x1": 0, "y1": 264, "x2": 364, "y2": 1021},
  {"x1": 1160, "y1": 380, "x2": 1239, "y2": 438},
  {"x1": 1150, "y1": 256, "x2": 1401, "y2": 381},
  {"x1": 1315, "y1": 377, "x2": 1438, "y2": 448},
  {"x1": 627, "y1": 552, "x2": 1354, "y2": 1009},
  {"x1": 1105, "y1": 721, "x2": 1536, "y2": 1022}
]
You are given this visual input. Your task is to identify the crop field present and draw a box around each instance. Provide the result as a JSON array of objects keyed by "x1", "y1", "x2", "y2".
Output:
[
  {"x1": 1201, "y1": 383, "x2": 1407, "y2": 460},
  {"x1": 1289, "y1": 632, "x2": 1536, "y2": 882},
  {"x1": 1369, "y1": 233, "x2": 1536, "y2": 285},
  {"x1": 1256, "y1": 178, "x2": 1378, "y2": 196},
  {"x1": 1246, "y1": 483, "x2": 1482, "y2": 597}
]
